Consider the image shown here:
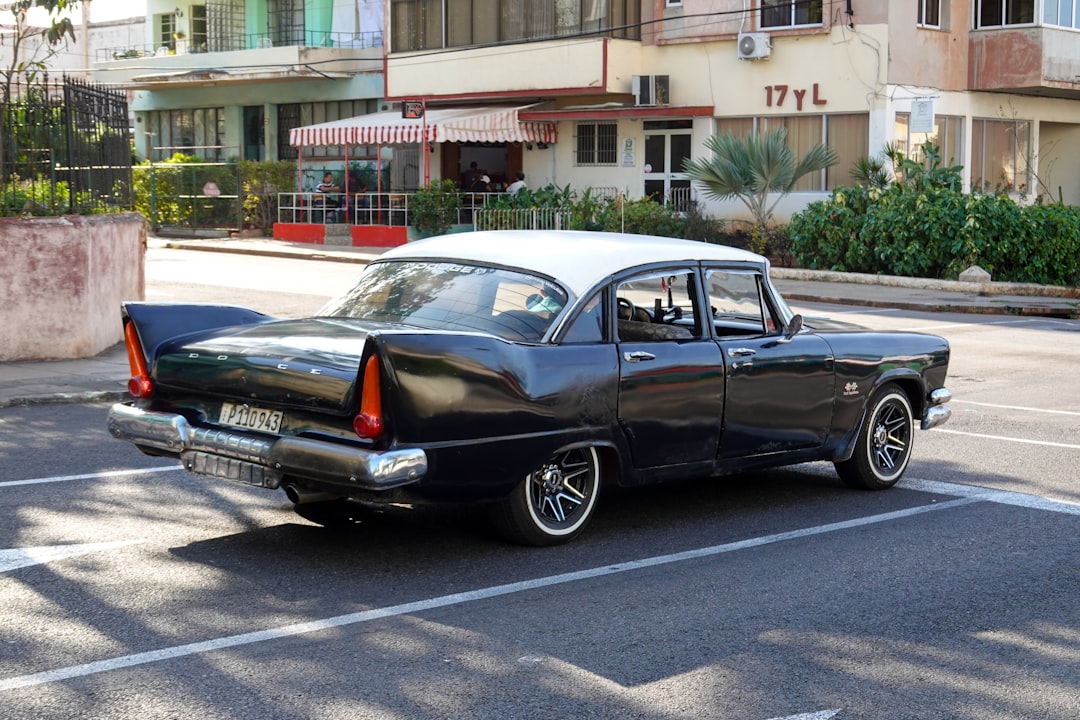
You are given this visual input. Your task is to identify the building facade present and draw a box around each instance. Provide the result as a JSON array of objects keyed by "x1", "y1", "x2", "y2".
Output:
[
  {"x1": 384, "y1": 0, "x2": 1080, "y2": 221},
  {"x1": 92, "y1": 0, "x2": 385, "y2": 192},
  {"x1": 86, "y1": 0, "x2": 1080, "y2": 222}
]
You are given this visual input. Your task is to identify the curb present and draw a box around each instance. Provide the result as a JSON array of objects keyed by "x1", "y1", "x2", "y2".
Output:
[
  {"x1": 0, "y1": 390, "x2": 128, "y2": 410},
  {"x1": 781, "y1": 293, "x2": 1079, "y2": 319},
  {"x1": 769, "y1": 267, "x2": 1080, "y2": 300},
  {"x1": 160, "y1": 240, "x2": 378, "y2": 265}
]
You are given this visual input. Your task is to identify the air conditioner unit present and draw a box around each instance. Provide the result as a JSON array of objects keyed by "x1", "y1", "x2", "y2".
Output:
[
  {"x1": 633, "y1": 75, "x2": 670, "y2": 107},
  {"x1": 737, "y1": 32, "x2": 771, "y2": 60}
]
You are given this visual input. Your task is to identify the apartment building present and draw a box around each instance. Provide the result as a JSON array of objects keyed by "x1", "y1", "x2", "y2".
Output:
[
  {"x1": 88, "y1": 0, "x2": 1080, "y2": 221},
  {"x1": 93, "y1": 0, "x2": 385, "y2": 186},
  {"x1": 382, "y1": 0, "x2": 1080, "y2": 220}
]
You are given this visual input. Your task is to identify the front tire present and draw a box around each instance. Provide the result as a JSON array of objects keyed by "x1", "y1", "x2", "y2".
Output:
[
  {"x1": 492, "y1": 447, "x2": 601, "y2": 546},
  {"x1": 835, "y1": 384, "x2": 914, "y2": 490}
]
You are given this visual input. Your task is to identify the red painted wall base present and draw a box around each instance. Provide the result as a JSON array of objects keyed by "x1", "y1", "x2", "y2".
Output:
[
  {"x1": 272, "y1": 223, "x2": 409, "y2": 248},
  {"x1": 351, "y1": 225, "x2": 408, "y2": 247}
]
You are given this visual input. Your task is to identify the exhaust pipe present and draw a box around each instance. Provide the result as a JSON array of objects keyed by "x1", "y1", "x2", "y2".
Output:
[{"x1": 284, "y1": 485, "x2": 343, "y2": 505}]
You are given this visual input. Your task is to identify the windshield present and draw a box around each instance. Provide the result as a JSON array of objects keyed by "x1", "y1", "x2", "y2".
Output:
[{"x1": 318, "y1": 260, "x2": 569, "y2": 342}]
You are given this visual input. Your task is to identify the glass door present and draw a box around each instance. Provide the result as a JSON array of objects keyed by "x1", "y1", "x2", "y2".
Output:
[{"x1": 643, "y1": 120, "x2": 693, "y2": 210}]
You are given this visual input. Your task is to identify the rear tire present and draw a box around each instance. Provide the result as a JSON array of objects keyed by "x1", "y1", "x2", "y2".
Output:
[
  {"x1": 835, "y1": 383, "x2": 914, "y2": 490},
  {"x1": 492, "y1": 447, "x2": 601, "y2": 546}
]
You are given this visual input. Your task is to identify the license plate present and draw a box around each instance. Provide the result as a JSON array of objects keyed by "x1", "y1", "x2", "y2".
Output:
[{"x1": 219, "y1": 402, "x2": 283, "y2": 433}]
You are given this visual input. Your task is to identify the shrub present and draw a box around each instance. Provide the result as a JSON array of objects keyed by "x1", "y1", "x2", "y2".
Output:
[
  {"x1": 596, "y1": 196, "x2": 685, "y2": 237},
  {"x1": 410, "y1": 179, "x2": 462, "y2": 237},
  {"x1": 239, "y1": 160, "x2": 297, "y2": 234},
  {"x1": 790, "y1": 175, "x2": 1080, "y2": 285}
]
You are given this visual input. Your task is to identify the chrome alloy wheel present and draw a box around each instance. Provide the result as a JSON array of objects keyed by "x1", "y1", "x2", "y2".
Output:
[
  {"x1": 494, "y1": 446, "x2": 601, "y2": 546},
  {"x1": 835, "y1": 384, "x2": 914, "y2": 490},
  {"x1": 870, "y1": 398, "x2": 911, "y2": 477},
  {"x1": 528, "y1": 450, "x2": 594, "y2": 527}
]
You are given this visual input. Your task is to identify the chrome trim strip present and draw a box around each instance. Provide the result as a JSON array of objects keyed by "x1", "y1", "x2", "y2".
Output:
[{"x1": 107, "y1": 404, "x2": 427, "y2": 490}]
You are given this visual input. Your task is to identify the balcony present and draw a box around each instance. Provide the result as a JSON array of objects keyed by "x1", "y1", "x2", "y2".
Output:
[
  {"x1": 93, "y1": 31, "x2": 383, "y2": 89},
  {"x1": 386, "y1": 37, "x2": 642, "y2": 100},
  {"x1": 969, "y1": 26, "x2": 1080, "y2": 98}
]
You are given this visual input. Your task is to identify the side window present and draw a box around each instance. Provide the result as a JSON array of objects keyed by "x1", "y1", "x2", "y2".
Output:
[
  {"x1": 561, "y1": 291, "x2": 605, "y2": 344},
  {"x1": 705, "y1": 269, "x2": 781, "y2": 337},
  {"x1": 615, "y1": 270, "x2": 701, "y2": 342}
]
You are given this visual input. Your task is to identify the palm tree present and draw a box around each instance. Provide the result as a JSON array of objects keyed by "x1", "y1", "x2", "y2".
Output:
[{"x1": 684, "y1": 127, "x2": 838, "y2": 232}]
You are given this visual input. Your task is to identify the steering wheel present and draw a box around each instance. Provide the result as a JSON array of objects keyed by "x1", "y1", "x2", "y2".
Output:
[{"x1": 617, "y1": 297, "x2": 637, "y2": 320}]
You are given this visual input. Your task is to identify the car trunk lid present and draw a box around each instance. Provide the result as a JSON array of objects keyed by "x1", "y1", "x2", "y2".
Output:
[{"x1": 152, "y1": 318, "x2": 372, "y2": 414}]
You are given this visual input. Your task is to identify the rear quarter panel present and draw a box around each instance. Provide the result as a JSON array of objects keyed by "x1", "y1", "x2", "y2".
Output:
[{"x1": 374, "y1": 332, "x2": 619, "y2": 494}]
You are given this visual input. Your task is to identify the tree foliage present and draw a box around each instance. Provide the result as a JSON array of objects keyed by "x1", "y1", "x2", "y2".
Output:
[
  {"x1": 683, "y1": 127, "x2": 838, "y2": 235},
  {"x1": 1, "y1": 0, "x2": 77, "y2": 94}
]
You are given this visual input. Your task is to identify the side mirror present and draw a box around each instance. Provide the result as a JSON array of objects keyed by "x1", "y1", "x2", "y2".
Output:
[{"x1": 778, "y1": 314, "x2": 803, "y2": 344}]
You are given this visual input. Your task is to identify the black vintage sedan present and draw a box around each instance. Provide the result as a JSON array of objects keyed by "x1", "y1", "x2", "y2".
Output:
[{"x1": 108, "y1": 231, "x2": 952, "y2": 545}]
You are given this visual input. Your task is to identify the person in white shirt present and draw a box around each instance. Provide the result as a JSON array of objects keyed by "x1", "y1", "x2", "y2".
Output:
[{"x1": 506, "y1": 171, "x2": 526, "y2": 194}]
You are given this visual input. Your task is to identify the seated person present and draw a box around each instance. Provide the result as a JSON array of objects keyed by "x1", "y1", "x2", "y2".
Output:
[
  {"x1": 314, "y1": 172, "x2": 340, "y2": 207},
  {"x1": 470, "y1": 173, "x2": 491, "y2": 193}
]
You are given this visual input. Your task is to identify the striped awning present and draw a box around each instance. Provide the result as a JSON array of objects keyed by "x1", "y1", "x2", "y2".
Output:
[{"x1": 289, "y1": 106, "x2": 558, "y2": 147}]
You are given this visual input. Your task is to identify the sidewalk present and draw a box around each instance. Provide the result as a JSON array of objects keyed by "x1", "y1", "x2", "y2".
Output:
[{"x1": 1, "y1": 237, "x2": 1076, "y2": 409}]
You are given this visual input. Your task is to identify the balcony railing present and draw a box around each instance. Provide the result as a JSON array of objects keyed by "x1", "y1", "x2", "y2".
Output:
[{"x1": 97, "y1": 31, "x2": 383, "y2": 62}]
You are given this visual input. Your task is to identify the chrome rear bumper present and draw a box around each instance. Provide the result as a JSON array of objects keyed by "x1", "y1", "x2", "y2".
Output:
[{"x1": 107, "y1": 403, "x2": 427, "y2": 491}]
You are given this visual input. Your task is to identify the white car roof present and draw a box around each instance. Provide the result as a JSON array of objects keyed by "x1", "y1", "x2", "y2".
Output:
[{"x1": 377, "y1": 230, "x2": 767, "y2": 298}]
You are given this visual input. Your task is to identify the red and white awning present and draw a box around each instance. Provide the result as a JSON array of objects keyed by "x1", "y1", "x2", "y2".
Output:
[{"x1": 289, "y1": 106, "x2": 558, "y2": 147}]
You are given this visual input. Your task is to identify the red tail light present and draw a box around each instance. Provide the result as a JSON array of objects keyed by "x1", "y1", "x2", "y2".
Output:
[
  {"x1": 353, "y1": 355, "x2": 384, "y2": 439},
  {"x1": 124, "y1": 321, "x2": 154, "y2": 398}
]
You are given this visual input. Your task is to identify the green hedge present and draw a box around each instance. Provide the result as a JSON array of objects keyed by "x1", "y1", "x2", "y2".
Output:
[{"x1": 790, "y1": 187, "x2": 1080, "y2": 286}]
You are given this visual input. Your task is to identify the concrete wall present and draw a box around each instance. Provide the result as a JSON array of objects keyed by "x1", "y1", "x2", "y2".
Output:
[{"x1": 0, "y1": 214, "x2": 146, "y2": 361}]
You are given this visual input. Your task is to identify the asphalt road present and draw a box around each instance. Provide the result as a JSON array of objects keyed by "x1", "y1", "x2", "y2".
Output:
[{"x1": 1, "y1": 250, "x2": 1077, "y2": 719}]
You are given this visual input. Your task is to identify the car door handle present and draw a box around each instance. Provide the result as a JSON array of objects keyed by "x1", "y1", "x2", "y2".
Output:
[
  {"x1": 727, "y1": 347, "x2": 757, "y2": 358},
  {"x1": 623, "y1": 351, "x2": 656, "y2": 363}
]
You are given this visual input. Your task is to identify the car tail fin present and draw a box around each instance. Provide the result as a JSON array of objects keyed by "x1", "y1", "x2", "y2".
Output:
[
  {"x1": 124, "y1": 319, "x2": 154, "y2": 398},
  {"x1": 352, "y1": 354, "x2": 384, "y2": 439}
]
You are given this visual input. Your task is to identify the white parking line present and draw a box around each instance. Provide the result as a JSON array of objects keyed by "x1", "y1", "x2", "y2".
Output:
[
  {"x1": 768, "y1": 711, "x2": 841, "y2": 720},
  {"x1": 952, "y1": 400, "x2": 1080, "y2": 417},
  {"x1": 0, "y1": 466, "x2": 183, "y2": 488},
  {"x1": 0, "y1": 541, "x2": 144, "y2": 573},
  {"x1": 933, "y1": 428, "x2": 1080, "y2": 451},
  {"x1": 904, "y1": 477, "x2": 1080, "y2": 516},
  {"x1": 0, "y1": 496, "x2": 979, "y2": 692}
]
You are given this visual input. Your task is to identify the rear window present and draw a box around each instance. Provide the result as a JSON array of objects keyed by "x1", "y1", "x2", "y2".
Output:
[{"x1": 319, "y1": 260, "x2": 568, "y2": 342}]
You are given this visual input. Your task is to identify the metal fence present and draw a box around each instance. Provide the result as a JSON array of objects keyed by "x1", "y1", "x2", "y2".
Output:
[
  {"x1": 474, "y1": 208, "x2": 573, "y2": 231},
  {"x1": 0, "y1": 74, "x2": 132, "y2": 216},
  {"x1": 278, "y1": 191, "x2": 510, "y2": 227},
  {"x1": 134, "y1": 161, "x2": 243, "y2": 231}
]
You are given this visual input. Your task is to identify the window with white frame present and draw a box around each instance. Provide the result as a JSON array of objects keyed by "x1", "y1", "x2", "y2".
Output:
[
  {"x1": 970, "y1": 118, "x2": 1030, "y2": 193},
  {"x1": 895, "y1": 112, "x2": 964, "y2": 168},
  {"x1": 1043, "y1": 0, "x2": 1080, "y2": 27},
  {"x1": 143, "y1": 108, "x2": 226, "y2": 161},
  {"x1": 158, "y1": 12, "x2": 178, "y2": 50},
  {"x1": 576, "y1": 122, "x2": 618, "y2": 166},
  {"x1": 974, "y1": 0, "x2": 1034, "y2": 28},
  {"x1": 715, "y1": 114, "x2": 869, "y2": 192},
  {"x1": 918, "y1": 0, "x2": 942, "y2": 27},
  {"x1": 761, "y1": 0, "x2": 823, "y2": 28}
]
